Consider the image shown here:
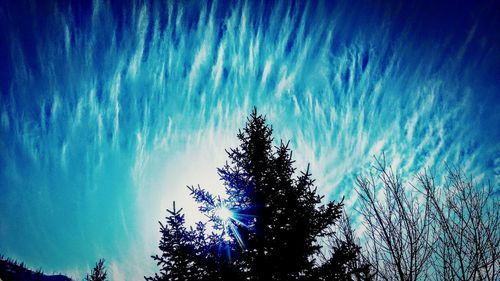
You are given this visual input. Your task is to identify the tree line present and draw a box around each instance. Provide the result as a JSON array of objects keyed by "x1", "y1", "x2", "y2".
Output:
[
  {"x1": 59, "y1": 109, "x2": 500, "y2": 281},
  {"x1": 135, "y1": 109, "x2": 498, "y2": 281}
]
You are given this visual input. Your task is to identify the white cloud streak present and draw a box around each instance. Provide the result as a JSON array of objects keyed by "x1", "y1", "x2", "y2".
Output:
[{"x1": 0, "y1": 0, "x2": 498, "y2": 279}]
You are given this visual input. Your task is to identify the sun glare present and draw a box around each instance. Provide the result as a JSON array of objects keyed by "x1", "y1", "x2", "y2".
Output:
[{"x1": 215, "y1": 206, "x2": 233, "y2": 221}]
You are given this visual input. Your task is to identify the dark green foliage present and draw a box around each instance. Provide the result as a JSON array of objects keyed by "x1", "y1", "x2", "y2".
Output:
[
  {"x1": 85, "y1": 259, "x2": 107, "y2": 281},
  {"x1": 146, "y1": 108, "x2": 371, "y2": 281}
]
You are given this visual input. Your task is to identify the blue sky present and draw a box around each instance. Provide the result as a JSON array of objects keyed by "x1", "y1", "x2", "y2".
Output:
[{"x1": 0, "y1": 0, "x2": 499, "y2": 279}]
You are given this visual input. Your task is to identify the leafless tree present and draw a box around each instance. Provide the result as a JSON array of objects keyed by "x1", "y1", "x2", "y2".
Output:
[
  {"x1": 356, "y1": 157, "x2": 434, "y2": 281},
  {"x1": 356, "y1": 157, "x2": 499, "y2": 281},
  {"x1": 417, "y1": 167, "x2": 499, "y2": 281}
]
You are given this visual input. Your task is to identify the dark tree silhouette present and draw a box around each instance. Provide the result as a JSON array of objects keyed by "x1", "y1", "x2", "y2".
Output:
[
  {"x1": 322, "y1": 213, "x2": 373, "y2": 280},
  {"x1": 85, "y1": 259, "x2": 107, "y2": 281},
  {"x1": 0, "y1": 255, "x2": 72, "y2": 281},
  {"x1": 146, "y1": 108, "x2": 371, "y2": 281},
  {"x1": 356, "y1": 157, "x2": 499, "y2": 281},
  {"x1": 145, "y1": 202, "x2": 235, "y2": 280}
]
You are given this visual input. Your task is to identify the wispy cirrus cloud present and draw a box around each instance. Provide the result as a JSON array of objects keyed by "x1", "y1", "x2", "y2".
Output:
[{"x1": 0, "y1": 0, "x2": 498, "y2": 279}]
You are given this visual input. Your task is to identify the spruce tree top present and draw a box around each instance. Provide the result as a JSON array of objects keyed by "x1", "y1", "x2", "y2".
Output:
[{"x1": 147, "y1": 108, "x2": 369, "y2": 281}]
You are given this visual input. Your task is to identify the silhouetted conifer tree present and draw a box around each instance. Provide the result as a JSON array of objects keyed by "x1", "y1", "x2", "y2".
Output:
[
  {"x1": 147, "y1": 108, "x2": 371, "y2": 281},
  {"x1": 85, "y1": 259, "x2": 107, "y2": 281}
]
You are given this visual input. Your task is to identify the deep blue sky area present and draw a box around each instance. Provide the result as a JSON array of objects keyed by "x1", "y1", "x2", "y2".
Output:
[{"x1": 0, "y1": 0, "x2": 499, "y2": 279}]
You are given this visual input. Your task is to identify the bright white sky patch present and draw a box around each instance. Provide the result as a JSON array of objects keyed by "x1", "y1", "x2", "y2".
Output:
[{"x1": 215, "y1": 206, "x2": 233, "y2": 222}]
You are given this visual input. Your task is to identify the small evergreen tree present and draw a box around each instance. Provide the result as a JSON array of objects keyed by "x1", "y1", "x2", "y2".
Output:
[
  {"x1": 85, "y1": 259, "x2": 107, "y2": 281},
  {"x1": 146, "y1": 202, "x2": 223, "y2": 280},
  {"x1": 147, "y1": 108, "x2": 370, "y2": 280}
]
